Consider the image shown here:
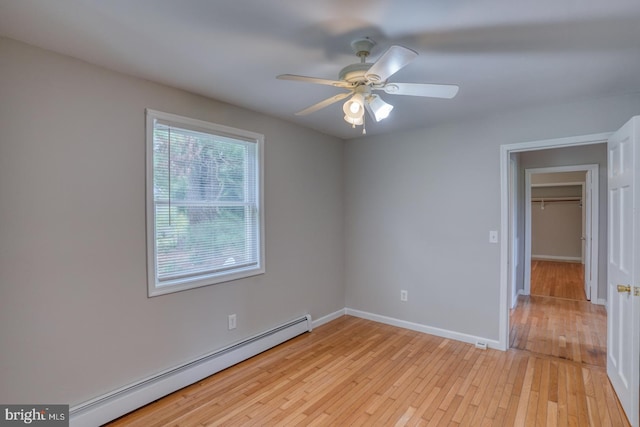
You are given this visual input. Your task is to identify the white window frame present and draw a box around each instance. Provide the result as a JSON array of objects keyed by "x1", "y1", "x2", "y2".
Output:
[{"x1": 145, "y1": 109, "x2": 265, "y2": 297}]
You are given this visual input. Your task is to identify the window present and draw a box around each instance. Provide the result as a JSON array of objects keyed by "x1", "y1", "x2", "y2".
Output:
[{"x1": 146, "y1": 109, "x2": 264, "y2": 296}]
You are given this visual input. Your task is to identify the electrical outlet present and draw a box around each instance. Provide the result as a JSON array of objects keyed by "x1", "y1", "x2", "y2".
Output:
[
  {"x1": 228, "y1": 314, "x2": 237, "y2": 330},
  {"x1": 400, "y1": 290, "x2": 408, "y2": 302},
  {"x1": 489, "y1": 230, "x2": 498, "y2": 243}
]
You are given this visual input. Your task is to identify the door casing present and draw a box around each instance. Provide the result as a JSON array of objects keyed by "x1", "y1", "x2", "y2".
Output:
[{"x1": 498, "y1": 132, "x2": 611, "y2": 350}]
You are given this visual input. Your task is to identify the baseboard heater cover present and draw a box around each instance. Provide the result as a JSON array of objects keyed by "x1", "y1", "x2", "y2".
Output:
[{"x1": 70, "y1": 314, "x2": 312, "y2": 427}]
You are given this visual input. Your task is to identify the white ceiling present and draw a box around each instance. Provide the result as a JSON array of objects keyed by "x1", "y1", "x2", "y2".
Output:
[{"x1": 2, "y1": 0, "x2": 640, "y2": 139}]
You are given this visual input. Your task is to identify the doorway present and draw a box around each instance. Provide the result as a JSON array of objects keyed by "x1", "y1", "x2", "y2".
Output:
[
  {"x1": 507, "y1": 138, "x2": 606, "y2": 367},
  {"x1": 498, "y1": 132, "x2": 611, "y2": 350},
  {"x1": 523, "y1": 165, "x2": 599, "y2": 303}
]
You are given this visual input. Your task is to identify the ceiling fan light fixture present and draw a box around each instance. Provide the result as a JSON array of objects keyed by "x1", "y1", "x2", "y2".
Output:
[
  {"x1": 343, "y1": 93, "x2": 365, "y2": 122},
  {"x1": 344, "y1": 115, "x2": 364, "y2": 127},
  {"x1": 279, "y1": 39, "x2": 459, "y2": 131},
  {"x1": 366, "y1": 94, "x2": 394, "y2": 122}
]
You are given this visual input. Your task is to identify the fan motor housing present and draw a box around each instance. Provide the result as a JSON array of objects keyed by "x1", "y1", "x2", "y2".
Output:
[{"x1": 339, "y1": 63, "x2": 372, "y2": 84}]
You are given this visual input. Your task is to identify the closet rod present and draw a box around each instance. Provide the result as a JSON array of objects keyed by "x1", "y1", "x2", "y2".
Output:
[{"x1": 531, "y1": 197, "x2": 581, "y2": 202}]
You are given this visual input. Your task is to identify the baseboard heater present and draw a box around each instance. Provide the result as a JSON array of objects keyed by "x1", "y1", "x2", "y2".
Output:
[{"x1": 70, "y1": 314, "x2": 312, "y2": 427}]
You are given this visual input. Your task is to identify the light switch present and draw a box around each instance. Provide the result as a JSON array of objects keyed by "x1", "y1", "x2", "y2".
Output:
[{"x1": 489, "y1": 230, "x2": 498, "y2": 243}]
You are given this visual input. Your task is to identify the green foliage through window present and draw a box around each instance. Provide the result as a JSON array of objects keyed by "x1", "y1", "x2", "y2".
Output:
[{"x1": 147, "y1": 110, "x2": 263, "y2": 295}]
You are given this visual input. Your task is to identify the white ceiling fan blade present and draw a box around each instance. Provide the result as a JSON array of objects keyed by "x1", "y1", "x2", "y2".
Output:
[
  {"x1": 381, "y1": 83, "x2": 459, "y2": 99},
  {"x1": 277, "y1": 74, "x2": 351, "y2": 88},
  {"x1": 365, "y1": 45, "x2": 418, "y2": 83},
  {"x1": 295, "y1": 92, "x2": 352, "y2": 116}
]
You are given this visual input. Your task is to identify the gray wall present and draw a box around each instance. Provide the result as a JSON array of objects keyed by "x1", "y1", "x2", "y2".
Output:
[
  {"x1": 531, "y1": 193, "x2": 583, "y2": 259},
  {"x1": 345, "y1": 94, "x2": 639, "y2": 341},
  {"x1": 531, "y1": 183, "x2": 584, "y2": 260},
  {"x1": 0, "y1": 38, "x2": 345, "y2": 405}
]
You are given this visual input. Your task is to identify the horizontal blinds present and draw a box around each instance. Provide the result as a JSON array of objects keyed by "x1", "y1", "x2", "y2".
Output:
[{"x1": 153, "y1": 121, "x2": 259, "y2": 283}]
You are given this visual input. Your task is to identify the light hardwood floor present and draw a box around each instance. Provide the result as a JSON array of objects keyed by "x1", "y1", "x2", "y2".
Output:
[
  {"x1": 510, "y1": 296, "x2": 607, "y2": 367},
  {"x1": 108, "y1": 315, "x2": 628, "y2": 426},
  {"x1": 511, "y1": 261, "x2": 607, "y2": 367},
  {"x1": 530, "y1": 260, "x2": 585, "y2": 301}
]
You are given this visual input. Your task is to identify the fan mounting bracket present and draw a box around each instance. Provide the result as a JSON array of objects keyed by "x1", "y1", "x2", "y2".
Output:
[{"x1": 351, "y1": 38, "x2": 376, "y2": 60}]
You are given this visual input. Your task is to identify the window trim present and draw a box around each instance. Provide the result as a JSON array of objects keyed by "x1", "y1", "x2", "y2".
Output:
[{"x1": 145, "y1": 109, "x2": 265, "y2": 297}]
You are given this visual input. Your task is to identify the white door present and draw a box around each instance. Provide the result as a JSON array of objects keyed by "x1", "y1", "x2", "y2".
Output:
[{"x1": 607, "y1": 116, "x2": 639, "y2": 426}]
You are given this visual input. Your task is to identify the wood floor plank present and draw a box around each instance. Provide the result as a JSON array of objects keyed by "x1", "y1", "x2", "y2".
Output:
[
  {"x1": 513, "y1": 356, "x2": 535, "y2": 425},
  {"x1": 547, "y1": 400, "x2": 559, "y2": 427},
  {"x1": 535, "y1": 358, "x2": 551, "y2": 427}
]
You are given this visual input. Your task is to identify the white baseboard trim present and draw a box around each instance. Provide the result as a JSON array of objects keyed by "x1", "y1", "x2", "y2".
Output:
[
  {"x1": 345, "y1": 308, "x2": 501, "y2": 350},
  {"x1": 597, "y1": 298, "x2": 607, "y2": 308},
  {"x1": 312, "y1": 308, "x2": 345, "y2": 329},
  {"x1": 69, "y1": 315, "x2": 312, "y2": 427},
  {"x1": 532, "y1": 255, "x2": 582, "y2": 263}
]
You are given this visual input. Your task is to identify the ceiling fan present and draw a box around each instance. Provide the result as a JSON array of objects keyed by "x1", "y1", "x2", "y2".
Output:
[{"x1": 277, "y1": 38, "x2": 459, "y2": 132}]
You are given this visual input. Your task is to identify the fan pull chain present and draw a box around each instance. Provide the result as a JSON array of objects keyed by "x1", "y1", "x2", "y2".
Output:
[{"x1": 362, "y1": 112, "x2": 367, "y2": 135}]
